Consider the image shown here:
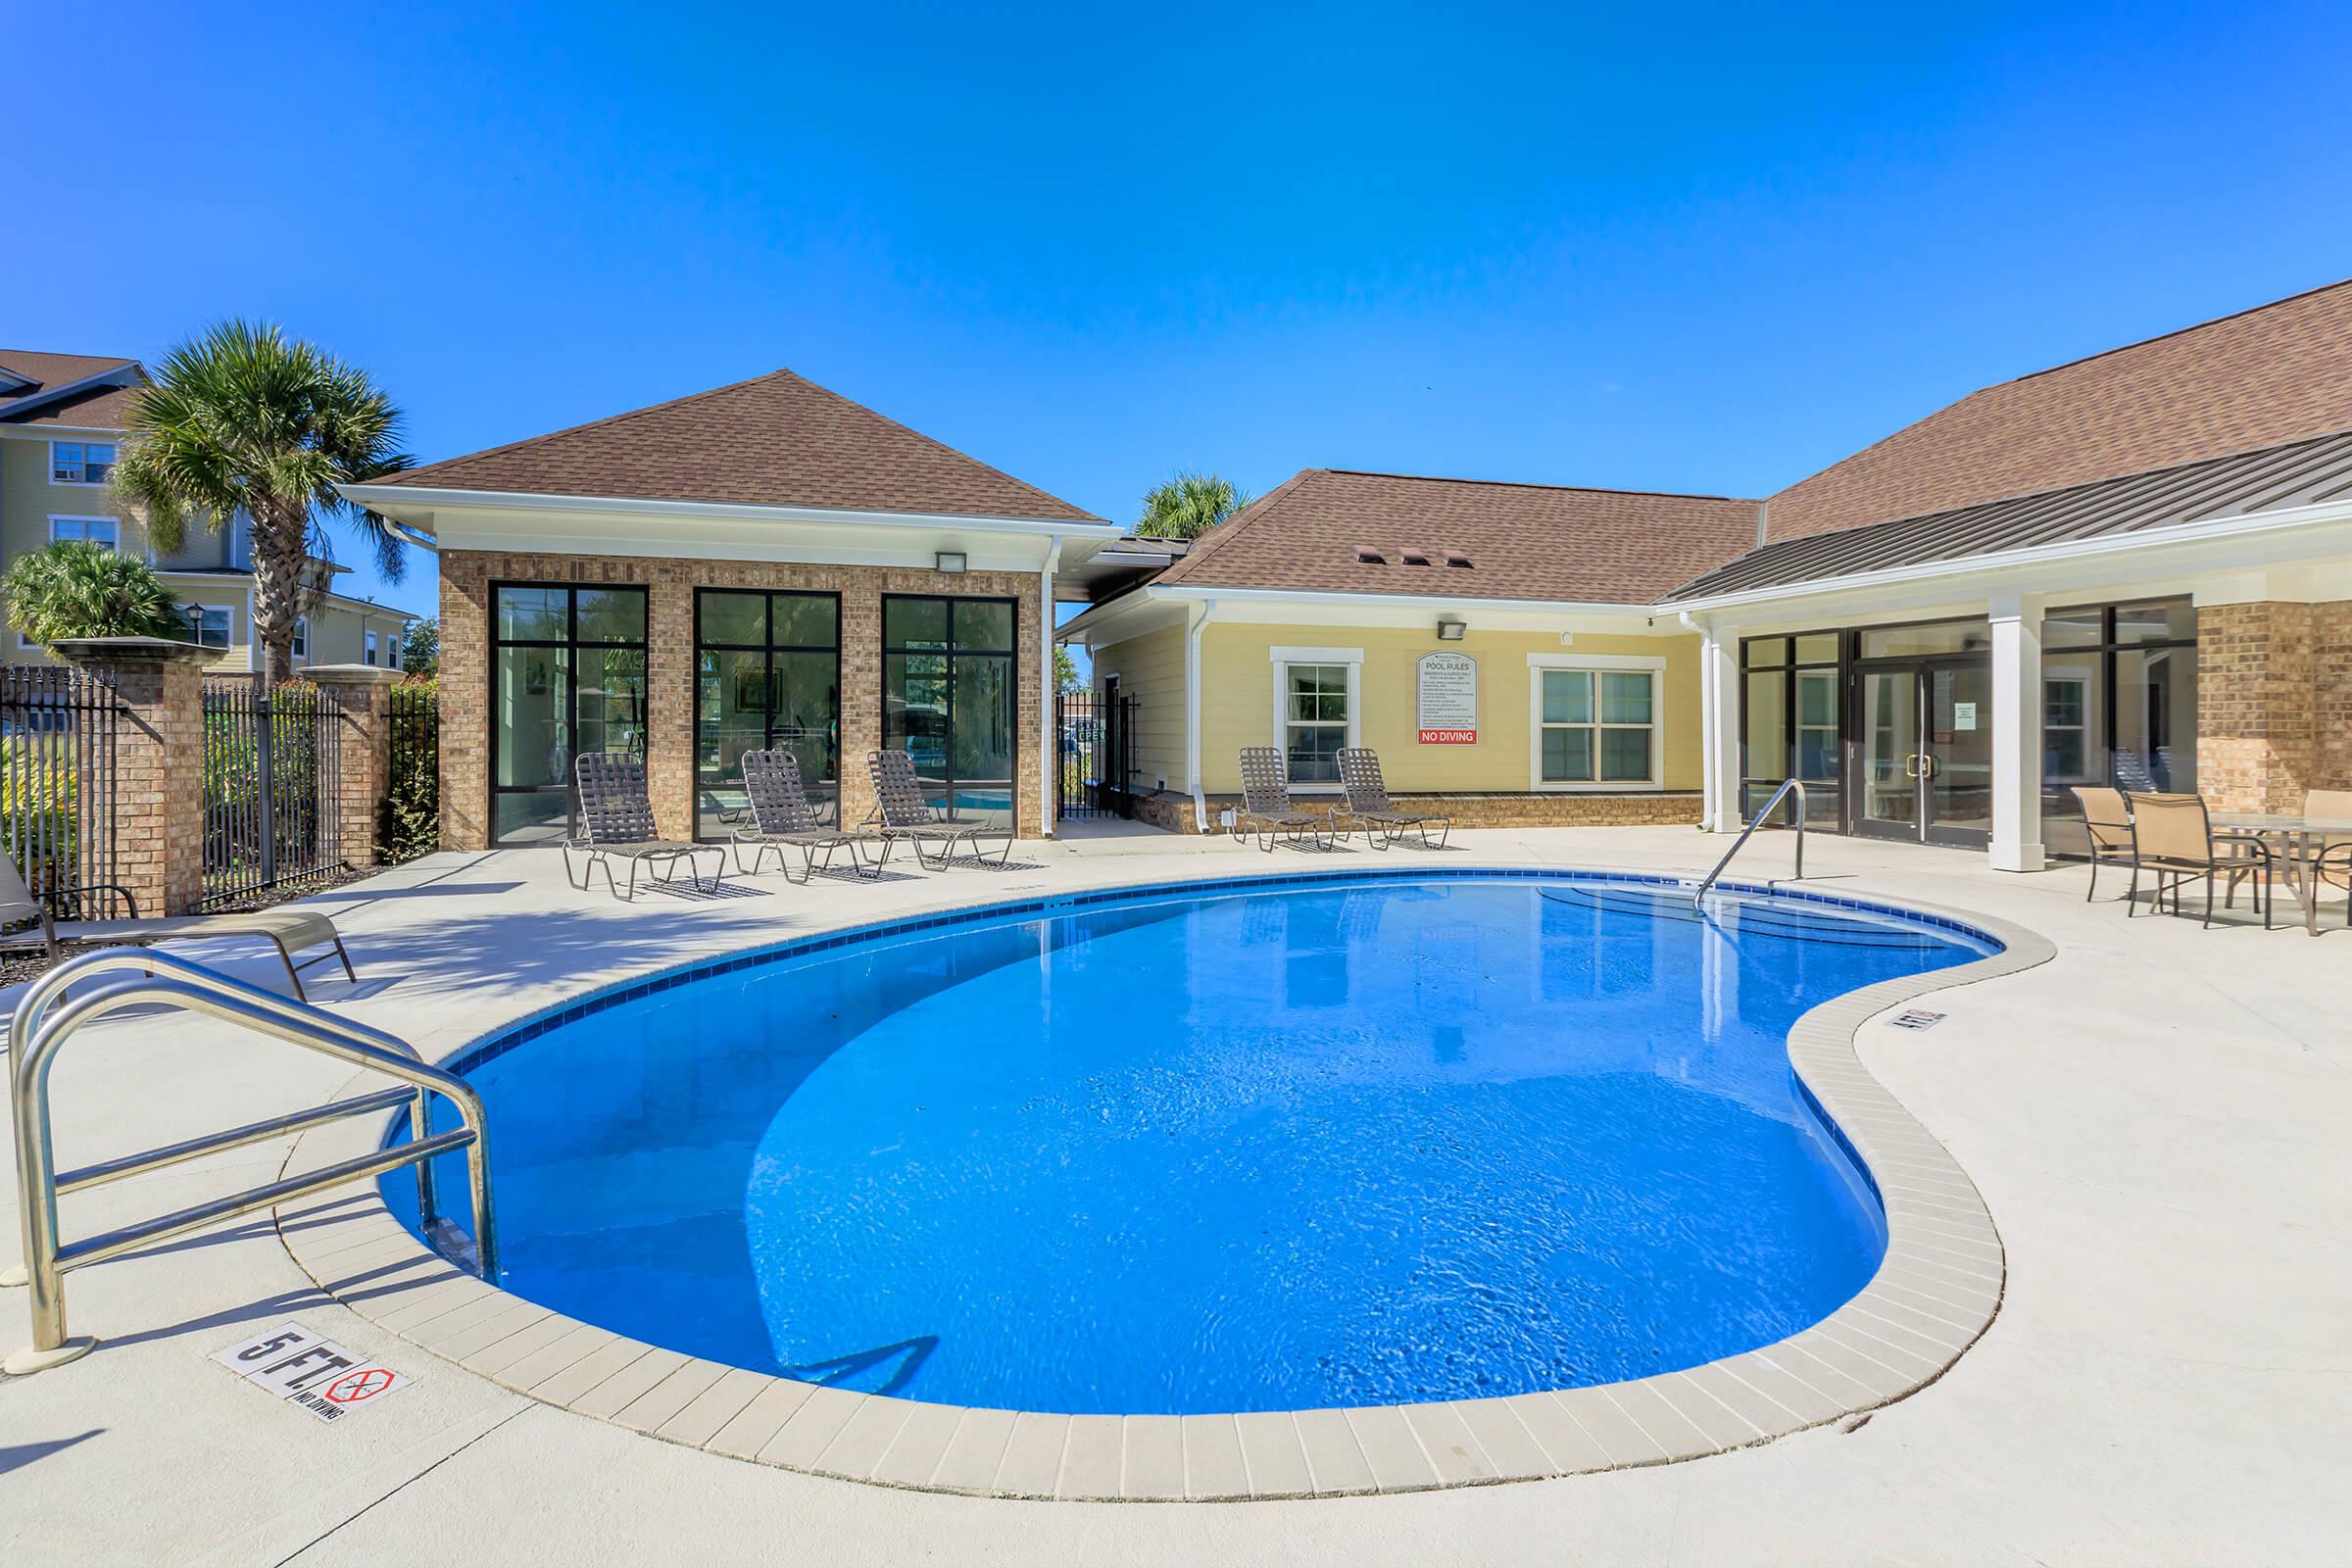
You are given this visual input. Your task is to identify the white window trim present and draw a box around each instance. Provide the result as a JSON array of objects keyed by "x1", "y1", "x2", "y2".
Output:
[
  {"x1": 1269, "y1": 644, "x2": 1363, "y2": 793},
  {"x1": 48, "y1": 439, "x2": 116, "y2": 487},
  {"x1": 187, "y1": 603, "x2": 234, "y2": 652},
  {"x1": 47, "y1": 514, "x2": 121, "y2": 550},
  {"x1": 365, "y1": 627, "x2": 380, "y2": 665},
  {"x1": 1527, "y1": 652, "x2": 1666, "y2": 791},
  {"x1": 291, "y1": 615, "x2": 310, "y2": 661}
]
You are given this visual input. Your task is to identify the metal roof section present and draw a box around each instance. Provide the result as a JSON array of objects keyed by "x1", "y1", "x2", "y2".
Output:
[{"x1": 1661, "y1": 426, "x2": 2352, "y2": 603}]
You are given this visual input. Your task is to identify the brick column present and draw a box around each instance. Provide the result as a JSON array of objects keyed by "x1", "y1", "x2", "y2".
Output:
[
  {"x1": 52, "y1": 637, "x2": 209, "y2": 916},
  {"x1": 2196, "y1": 602, "x2": 2317, "y2": 812},
  {"x1": 308, "y1": 664, "x2": 405, "y2": 868}
]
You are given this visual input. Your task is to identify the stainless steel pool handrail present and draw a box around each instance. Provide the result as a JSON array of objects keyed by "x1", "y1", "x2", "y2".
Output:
[
  {"x1": 5, "y1": 950, "x2": 496, "y2": 1374},
  {"x1": 1693, "y1": 778, "x2": 1806, "y2": 909}
]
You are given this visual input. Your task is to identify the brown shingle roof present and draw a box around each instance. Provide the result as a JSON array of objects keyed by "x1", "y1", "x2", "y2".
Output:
[
  {"x1": 1765, "y1": 278, "x2": 2352, "y2": 542},
  {"x1": 1155, "y1": 468, "x2": 1759, "y2": 604},
  {"x1": 0, "y1": 349, "x2": 142, "y2": 426},
  {"x1": 372, "y1": 367, "x2": 1099, "y2": 521}
]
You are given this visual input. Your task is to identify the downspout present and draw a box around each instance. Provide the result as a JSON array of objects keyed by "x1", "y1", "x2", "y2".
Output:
[
  {"x1": 1039, "y1": 537, "x2": 1062, "y2": 840},
  {"x1": 1679, "y1": 610, "x2": 1716, "y2": 832},
  {"x1": 1186, "y1": 596, "x2": 1216, "y2": 832}
]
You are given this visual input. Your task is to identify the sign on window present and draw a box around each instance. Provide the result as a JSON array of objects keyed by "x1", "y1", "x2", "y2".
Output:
[{"x1": 1417, "y1": 652, "x2": 1477, "y2": 743}]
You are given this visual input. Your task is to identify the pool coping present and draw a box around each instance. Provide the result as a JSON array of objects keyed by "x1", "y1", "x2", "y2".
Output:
[{"x1": 274, "y1": 862, "x2": 2054, "y2": 1502}]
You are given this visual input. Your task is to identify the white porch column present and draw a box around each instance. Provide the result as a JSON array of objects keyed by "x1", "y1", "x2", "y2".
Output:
[
  {"x1": 1988, "y1": 592, "x2": 2045, "y2": 872},
  {"x1": 1695, "y1": 622, "x2": 1742, "y2": 832}
]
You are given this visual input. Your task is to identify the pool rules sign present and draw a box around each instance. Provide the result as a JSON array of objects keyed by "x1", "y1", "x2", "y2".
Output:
[{"x1": 1417, "y1": 652, "x2": 1477, "y2": 744}]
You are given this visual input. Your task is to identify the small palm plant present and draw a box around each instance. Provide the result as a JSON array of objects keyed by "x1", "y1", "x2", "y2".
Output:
[
  {"x1": 1135, "y1": 471, "x2": 1250, "y2": 539},
  {"x1": 1, "y1": 540, "x2": 187, "y2": 646},
  {"x1": 110, "y1": 319, "x2": 413, "y2": 683}
]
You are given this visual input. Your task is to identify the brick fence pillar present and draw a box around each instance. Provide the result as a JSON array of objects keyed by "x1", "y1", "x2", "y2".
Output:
[
  {"x1": 51, "y1": 636, "x2": 209, "y2": 916},
  {"x1": 308, "y1": 664, "x2": 406, "y2": 869}
]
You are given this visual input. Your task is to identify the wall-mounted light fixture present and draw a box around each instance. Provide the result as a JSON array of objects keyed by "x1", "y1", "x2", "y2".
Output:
[
  {"x1": 934, "y1": 551, "x2": 967, "y2": 574},
  {"x1": 1436, "y1": 617, "x2": 1467, "y2": 641}
]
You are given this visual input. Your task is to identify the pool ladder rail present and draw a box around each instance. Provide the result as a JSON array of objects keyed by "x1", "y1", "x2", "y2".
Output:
[
  {"x1": 3, "y1": 949, "x2": 496, "y2": 1375},
  {"x1": 1691, "y1": 778, "x2": 1806, "y2": 910}
]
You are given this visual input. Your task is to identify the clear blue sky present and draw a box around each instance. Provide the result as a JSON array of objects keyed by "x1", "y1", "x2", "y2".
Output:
[{"x1": 20, "y1": 2, "x2": 2352, "y2": 618}]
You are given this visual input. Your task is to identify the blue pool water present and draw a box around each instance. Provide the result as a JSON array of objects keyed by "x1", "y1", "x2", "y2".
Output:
[{"x1": 389, "y1": 873, "x2": 1992, "y2": 1415}]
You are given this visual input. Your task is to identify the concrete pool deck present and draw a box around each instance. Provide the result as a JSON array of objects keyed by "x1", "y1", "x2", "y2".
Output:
[{"x1": 4, "y1": 827, "x2": 2349, "y2": 1564}]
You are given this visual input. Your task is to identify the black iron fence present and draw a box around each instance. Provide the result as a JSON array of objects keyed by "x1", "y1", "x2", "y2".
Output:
[
  {"x1": 202, "y1": 678, "x2": 345, "y2": 908},
  {"x1": 0, "y1": 665, "x2": 126, "y2": 907},
  {"x1": 382, "y1": 680, "x2": 440, "y2": 861},
  {"x1": 1055, "y1": 690, "x2": 1137, "y2": 820}
]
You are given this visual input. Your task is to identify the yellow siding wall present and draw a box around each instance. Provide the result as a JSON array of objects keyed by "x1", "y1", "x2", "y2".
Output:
[
  {"x1": 1198, "y1": 622, "x2": 1703, "y2": 794},
  {"x1": 1089, "y1": 620, "x2": 1188, "y2": 791}
]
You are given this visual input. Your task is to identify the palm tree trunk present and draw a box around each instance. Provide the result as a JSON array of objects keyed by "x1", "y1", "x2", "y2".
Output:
[{"x1": 250, "y1": 504, "x2": 306, "y2": 685}]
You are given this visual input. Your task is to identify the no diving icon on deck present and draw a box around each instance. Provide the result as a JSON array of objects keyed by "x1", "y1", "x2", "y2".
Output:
[{"x1": 212, "y1": 1322, "x2": 412, "y2": 1423}]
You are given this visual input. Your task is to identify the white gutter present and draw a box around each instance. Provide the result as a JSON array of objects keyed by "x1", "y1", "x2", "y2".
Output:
[
  {"x1": 1039, "y1": 536, "x2": 1062, "y2": 840},
  {"x1": 1659, "y1": 495, "x2": 2352, "y2": 613},
  {"x1": 1185, "y1": 596, "x2": 1216, "y2": 832},
  {"x1": 1148, "y1": 582, "x2": 1658, "y2": 616},
  {"x1": 1680, "y1": 610, "x2": 1718, "y2": 832},
  {"x1": 335, "y1": 482, "x2": 1122, "y2": 541}
]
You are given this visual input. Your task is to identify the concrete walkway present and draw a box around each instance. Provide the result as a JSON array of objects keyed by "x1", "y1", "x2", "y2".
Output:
[{"x1": 3, "y1": 827, "x2": 2347, "y2": 1566}]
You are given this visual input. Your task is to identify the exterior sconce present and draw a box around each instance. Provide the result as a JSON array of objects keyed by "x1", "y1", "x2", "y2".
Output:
[
  {"x1": 935, "y1": 551, "x2": 967, "y2": 574},
  {"x1": 1436, "y1": 618, "x2": 1467, "y2": 641}
]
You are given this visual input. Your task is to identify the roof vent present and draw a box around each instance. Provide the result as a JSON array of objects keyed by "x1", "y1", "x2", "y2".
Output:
[
  {"x1": 1442, "y1": 550, "x2": 1473, "y2": 568},
  {"x1": 1354, "y1": 546, "x2": 1386, "y2": 564},
  {"x1": 1400, "y1": 550, "x2": 1432, "y2": 566}
]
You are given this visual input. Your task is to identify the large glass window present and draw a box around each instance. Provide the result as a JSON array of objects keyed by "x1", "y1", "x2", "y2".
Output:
[
  {"x1": 1740, "y1": 633, "x2": 1843, "y2": 824},
  {"x1": 882, "y1": 595, "x2": 1015, "y2": 829},
  {"x1": 490, "y1": 584, "x2": 649, "y2": 845},
  {"x1": 2038, "y1": 598, "x2": 2197, "y2": 857},
  {"x1": 696, "y1": 589, "x2": 840, "y2": 838},
  {"x1": 1537, "y1": 666, "x2": 1657, "y2": 785},
  {"x1": 1283, "y1": 662, "x2": 1350, "y2": 784}
]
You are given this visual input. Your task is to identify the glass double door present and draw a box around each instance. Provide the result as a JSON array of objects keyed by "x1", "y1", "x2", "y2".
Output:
[
  {"x1": 695, "y1": 590, "x2": 840, "y2": 839},
  {"x1": 1854, "y1": 660, "x2": 1993, "y2": 847}
]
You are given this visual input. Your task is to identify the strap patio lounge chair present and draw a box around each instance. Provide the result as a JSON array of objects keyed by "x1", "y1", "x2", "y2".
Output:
[
  {"x1": 564, "y1": 752, "x2": 725, "y2": 902},
  {"x1": 2070, "y1": 785, "x2": 2134, "y2": 902},
  {"x1": 2123, "y1": 791, "x2": 2272, "y2": 929},
  {"x1": 733, "y1": 750, "x2": 890, "y2": 882},
  {"x1": 864, "y1": 750, "x2": 1014, "y2": 868},
  {"x1": 1233, "y1": 747, "x2": 1339, "y2": 853},
  {"x1": 1335, "y1": 747, "x2": 1451, "y2": 850},
  {"x1": 0, "y1": 856, "x2": 356, "y2": 1001}
]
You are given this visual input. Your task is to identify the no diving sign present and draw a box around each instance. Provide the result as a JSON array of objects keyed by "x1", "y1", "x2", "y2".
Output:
[{"x1": 212, "y1": 1321, "x2": 411, "y2": 1423}]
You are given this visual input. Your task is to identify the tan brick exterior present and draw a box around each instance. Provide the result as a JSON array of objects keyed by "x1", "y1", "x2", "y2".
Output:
[
  {"x1": 439, "y1": 551, "x2": 1046, "y2": 851},
  {"x1": 2195, "y1": 600, "x2": 2352, "y2": 811},
  {"x1": 55, "y1": 642, "x2": 209, "y2": 915},
  {"x1": 1123, "y1": 789, "x2": 1703, "y2": 835}
]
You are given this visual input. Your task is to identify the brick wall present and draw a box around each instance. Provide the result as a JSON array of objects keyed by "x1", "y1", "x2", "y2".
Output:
[
  {"x1": 2195, "y1": 600, "x2": 2352, "y2": 811},
  {"x1": 1124, "y1": 789, "x2": 1703, "y2": 835},
  {"x1": 440, "y1": 551, "x2": 1046, "y2": 851}
]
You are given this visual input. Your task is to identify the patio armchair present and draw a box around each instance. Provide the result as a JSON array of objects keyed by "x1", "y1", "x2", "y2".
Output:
[
  {"x1": 0, "y1": 856, "x2": 356, "y2": 1001},
  {"x1": 864, "y1": 749, "x2": 1013, "y2": 868},
  {"x1": 2123, "y1": 791, "x2": 2272, "y2": 929},
  {"x1": 2304, "y1": 788, "x2": 2352, "y2": 929},
  {"x1": 1233, "y1": 747, "x2": 1339, "y2": 853},
  {"x1": 2069, "y1": 785, "x2": 2134, "y2": 902},
  {"x1": 1335, "y1": 747, "x2": 1451, "y2": 850},
  {"x1": 564, "y1": 752, "x2": 725, "y2": 902},
  {"x1": 733, "y1": 750, "x2": 889, "y2": 882}
]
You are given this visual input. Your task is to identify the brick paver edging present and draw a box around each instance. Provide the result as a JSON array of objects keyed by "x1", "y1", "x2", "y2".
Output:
[{"x1": 277, "y1": 865, "x2": 2054, "y2": 1501}]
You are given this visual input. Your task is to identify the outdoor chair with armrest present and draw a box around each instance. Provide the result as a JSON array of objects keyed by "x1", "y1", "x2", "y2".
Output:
[
  {"x1": 1335, "y1": 747, "x2": 1451, "y2": 850},
  {"x1": 2124, "y1": 791, "x2": 2272, "y2": 929},
  {"x1": 2070, "y1": 785, "x2": 2134, "y2": 902},
  {"x1": 864, "y1": 749, "x2": 1013, "y2": 868},
  {"x1": 0, "y1": 856, "x2": 356, "y2": 1001},
  {"x1": 733, "y1": 750, "x2": 889, "y2": 881},
  {"x1": 1233, "y1": 747, "x2": 1339, "y2": 853},
  {"x1": 564, "y1": 752, "x2": 725, "y2": 902},
  {"x1": 2303, "y1": 788, "x2": 2352, "y2": 929}
]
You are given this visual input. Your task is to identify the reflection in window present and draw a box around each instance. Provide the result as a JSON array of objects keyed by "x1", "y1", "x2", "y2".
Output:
[{"x1": 1283, "y1": 662, "x2": 1348, "y2": 784}]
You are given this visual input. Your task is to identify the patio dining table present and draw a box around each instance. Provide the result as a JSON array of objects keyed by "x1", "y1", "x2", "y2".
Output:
[{"x1": 2210, "y1": 811, "x2": 2352, "y2": 936}]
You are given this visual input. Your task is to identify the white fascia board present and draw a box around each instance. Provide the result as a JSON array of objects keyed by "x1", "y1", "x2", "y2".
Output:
[
  {"x1": 1146, "y1": 582, "x2": 1667, "y2": 634},
  {"x1": 0, "y1": 365, "x2": 140, "y2": 424},
  {"x1": 1054, "y1": 586, "x2": 1191, "y2": 648},
  {"x1": 0, "y1": 422, "x2": 128, "y2": 441},
  {"x1": 1660, "y1": 498, "x2": 2352, "y2": 616},
  {"x1": 335, "y1": 482, "x2": 1120, "y2": 541}
]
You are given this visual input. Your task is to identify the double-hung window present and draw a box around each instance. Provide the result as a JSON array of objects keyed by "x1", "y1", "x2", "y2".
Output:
[
  {"x1": 365, "y1": 629, "x2": 379, "y2": 665},
  {"x1": 291, "y1": 616, "x2": 309, "y2": 661},
  {"x1": 1530, "y1": 657, "x2": 1661, "y2": 787},
  {"x1": 1269, "y1": 647, "x2": 1361, "y2": 787},
  {"x1": 48, "y1": 516, "x2": 119, "y2": 551},
  {"x1": 50, "y1": 442, "x2": 116, "y2": 485}
]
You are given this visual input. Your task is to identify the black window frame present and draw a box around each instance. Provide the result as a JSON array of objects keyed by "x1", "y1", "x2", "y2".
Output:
[
  {"x1": 486, "y1": 581, "x2": 651, "y2": 848},
  {"x1": 2038, "y1": 597, "x2": 2198, "y2": 849},
  {"x1": 691, "y1": 587, "x2": 844, "y2": 841},
  {"x1": 879, "y1": 592, "x2": 1020, "y2": 827},
  {"x1": 1738, "y1": 631, "x2": 1845, "y2": 827}
]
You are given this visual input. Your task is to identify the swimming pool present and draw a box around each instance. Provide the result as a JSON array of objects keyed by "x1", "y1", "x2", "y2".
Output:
[{"x1": 388, "y1": 871, "x2": 1995, "y2": 1417}]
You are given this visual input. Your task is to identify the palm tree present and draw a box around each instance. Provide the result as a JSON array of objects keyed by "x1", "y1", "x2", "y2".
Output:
[
  {"x1": 110, "y1": 320, "x2": 414, "y2": 683},
  {"x1": 1135, "y1": 471, "x2": 1250, "y2": 539},
  {"x1": 2, "y1": 541, "x2": 186, "y2": 646}
]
